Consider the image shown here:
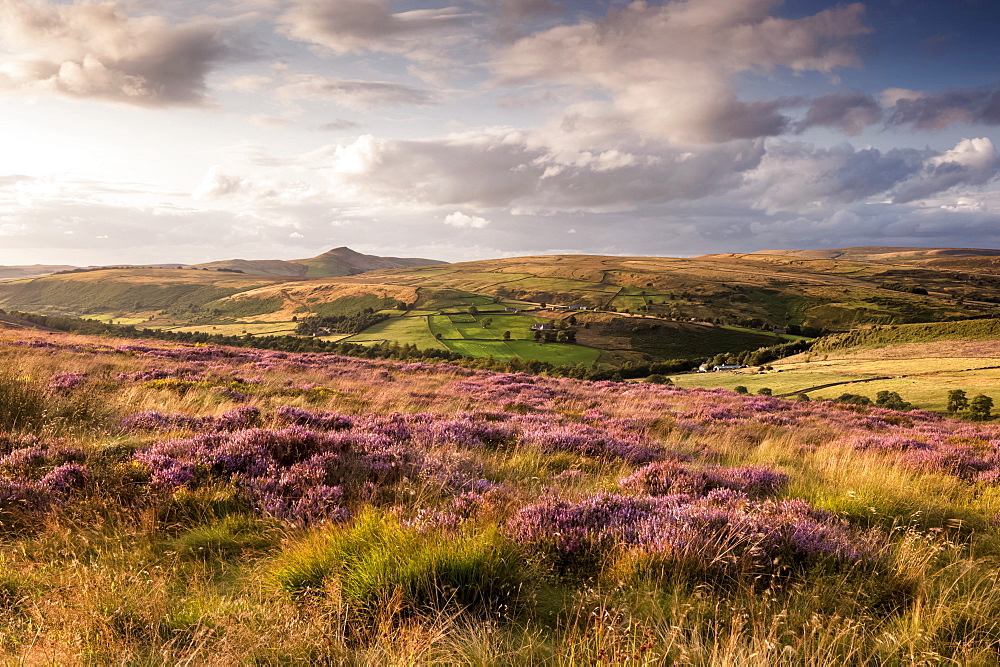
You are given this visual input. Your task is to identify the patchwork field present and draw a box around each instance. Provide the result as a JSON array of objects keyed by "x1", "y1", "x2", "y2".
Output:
[{"x1": 672, "y1": 339, "x2": 1000, "y2": 412}]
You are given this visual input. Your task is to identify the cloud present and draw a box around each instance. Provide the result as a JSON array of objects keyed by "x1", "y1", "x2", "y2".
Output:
[
  {"x1": 796, "y1": 92, "x2": 882, "y2": 136},
  {"x1": 326, "y1": 130, "x2": 765, "y2": 211},
  {"x1": 741, "y1": 137, "x2": 1000, "y2": 213},
  {"x1": 495, "y1": 0, "x2": 869, "y2": 143},
  {"x1": 319, "y1": 119, "x2": 362, "y2": 131},
  {"x1": 892, "y1": 137, "x2": 999, "y2": 203},
  {"x1": 743, "y1": 141, "x2": 926, "y2": 213},
  {"x1": 883, "y1": 85, "x2": 1000, "y2": 130},
  {"x1": 219, "y1": 74, "x2": 273, "y2": 92},
  {"x1": 278, "y1": 0, "x2": 470, "y2": 66},
  {"x1": 0, "y1": 0, "x2": 243, "y2": 107},
  {"x1": 277, "y1": 74, "x2": 442, "y2": 110},
  {"x1": 444, "y1": 211, "x2": 490, "y2": 228},
  {"x1": 498, "y1": 0, "x2": 562, "y2": 21}
]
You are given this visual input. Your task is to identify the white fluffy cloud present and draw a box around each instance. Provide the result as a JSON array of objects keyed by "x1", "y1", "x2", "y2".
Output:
[
  {"x1": 893, "y1": 137, "x2": 999, "y2": 204},
  {"x1": 495, "y1": 0, "x2": 869, "y2": 143},
  {"x1": 444, "y1": 211, "x2": 490, "y2": 228},
  {"x1": 0, "y1": 0, "x2": 242, "y2": 106}
]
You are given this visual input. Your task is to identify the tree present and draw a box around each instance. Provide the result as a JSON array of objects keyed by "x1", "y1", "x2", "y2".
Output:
[
  {"x1": 758, "y1": 387, "x2": 772, "y2": 396},
  {"x1": 481, "y1": 317, "x2": 493, "y2": 328},
  {"x1": 533, "y1": 330, "x2": 542, "y2": 341},
  {"x1": 468, "y1": 306, "x2": 478, "y2": 316},
  {"x1": 502, "y1": 331, "x2": 511, "y2": 340},
  {"x1": 875, "y1": 390, "x2": 912, "y2": 411},
  {"x1": 947, "y1": 389, "x2": 969, "y2": 413},
  {"x1": 836, "y1": 393, "x2": 872, "y2": 406},
  {"x1": 734, "y1": 386, "x2": 749, "y2": 395},
  {"x1": 435, "y1": 333, "x2": 443, "y2": 341},
  {"x1": 970, "y1": 394, "x2": 994, "y2": 421}
]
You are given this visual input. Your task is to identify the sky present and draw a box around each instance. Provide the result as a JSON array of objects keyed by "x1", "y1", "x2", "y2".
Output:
[{"x1": 0, "y1": 0, "x2": 998, "y2": 266}]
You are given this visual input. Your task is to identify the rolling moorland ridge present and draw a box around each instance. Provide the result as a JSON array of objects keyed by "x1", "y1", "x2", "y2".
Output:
[
  {"x1": 3, "y1": 246, "x2": 1000, "y2": 374},
  {"x1": 3, "y1": 247, "x2": 1000, "y2": 661}
]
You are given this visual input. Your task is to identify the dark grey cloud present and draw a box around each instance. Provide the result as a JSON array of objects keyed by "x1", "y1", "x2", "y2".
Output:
[
  {"x1": 885, "y1": 85, "x2": 1000, "y2": 130},
  {"x1": 0, "y1": 0, "x2": 245, "y2": 107},
  {"x1": 796, "y1": 92, "x2": 882, "y2": 136},
  {"x1": 319, "y1": 119, "x2": 362, "y2": 131},
  {"x1": 279, "y1": 0, "x2": 468, "y2": 58},
  {"x1": 278, "y1": 75, "x2": 442, "y2": 110}
]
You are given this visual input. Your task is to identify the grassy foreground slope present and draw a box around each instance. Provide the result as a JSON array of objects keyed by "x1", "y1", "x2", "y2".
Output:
[{"x1": 4, "y1": 329, "x2": 1000, "y2": 662}]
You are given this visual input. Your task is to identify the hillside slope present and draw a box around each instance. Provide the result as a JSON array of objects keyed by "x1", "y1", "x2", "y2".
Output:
[
  {"x1": 189, "y1": 247, "x2": 445, "y2": 278},
  {"x1": 234, "y1": 250, "x2": 998, "y2": 330},
  {"x1": 0, "y1": 269, "x2": 289, "y2": 317}
]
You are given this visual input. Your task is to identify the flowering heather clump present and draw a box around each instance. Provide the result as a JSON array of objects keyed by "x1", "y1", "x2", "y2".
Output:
[
  {"x1": 0, "y1": 478, "x2": 57, "y2": 514},
  {"x1": 619, "y1": 461, "x2": 712, "y2": 496},
  {"x1": 522, "y1": 422, "x2": 662, "y2": 464},
  {"x1": 632, "y1": 490, "x2": 874, "y2": 577},
  {"x1": 39, "y1": 464, "x2": 89, "y2": 494},
  {"x1": 115, "y1": 368, "x2": 204, "y2": 383},
  {"x1": 851, "y1": 436, "x2": 933, "y2": 452},
  {"x1": 507, "y1": 493, "x2": 688, "y2": 572},
  {"x1": 901, "y1": 446, "x2": 993, "y2": 480},
  {"x1": 709, "y1": 465, "x2": 790, "y2": 497},
  {"x1": 452, "y1": 373, "x2": 558, "y2": 408},
  {"x1": 620, "y1": 462, "x2": 789, "y2": 498},
  {"x1": 0, "y1": 445, "x2": 86, "y2": 477},
  {"x1": 215, "y1": 406, "x2": 262, "y2": 431},
  {"x1": 47, "y1": 372, "x2": 88, "y2": 392},
  {"x1": 275, "y1": 406, "x2": 353, "y2": 431},
  {"x1": 510, "y1": 489, "x2": 874, "y2": 578},
  {"x1": 133, "y1": 426, "x2": 437, "y2": 523},
  {"x1": 411, "y1": 415, "x2": 516, "y2": 449}
]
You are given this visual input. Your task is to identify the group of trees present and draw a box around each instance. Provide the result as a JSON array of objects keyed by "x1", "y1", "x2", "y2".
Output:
[
  {"x1": 294, "y1": 309, "x2": 390, "y2": 336},
  {"x1": 828, "y1": 391, "x2": 912, "y2": 410},
  {"x1": 879, "y1": 282, "x2": 929, "y2": 295},
  {"x1": 947, "y1": 389, "x2": 994, "y2": 420},
  {"x1": 706, "y1": 339, "x2": 813, "y2": 370}
]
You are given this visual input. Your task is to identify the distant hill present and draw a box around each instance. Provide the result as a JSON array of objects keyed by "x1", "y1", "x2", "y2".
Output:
[
  {"x1": 5, "y1": 246, "x2": 1000, "y2": 367},
  {"x1": 0, "y1": 265, "x2": 77, "y2": 281},
  {"x1": 0, "y1": 269, "x2": 290, "y2": 317},
  {"x1": 752, "y1": 247, "x2": 1000, "y2": 261},
  {"x1": 189, "y1": 247, "x2": 446, "y2": 278}
]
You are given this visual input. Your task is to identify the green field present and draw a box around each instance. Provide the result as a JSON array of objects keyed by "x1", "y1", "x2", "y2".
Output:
[
  {"x1": 340, "y1": 315, "x2": 447, "y2": 349},
  {"x1": 671, "y1": 354, "x2": 1000, "y2": 412},
  {"x1": 162, "y1": 322, "x2": 299, "y2": 337}
]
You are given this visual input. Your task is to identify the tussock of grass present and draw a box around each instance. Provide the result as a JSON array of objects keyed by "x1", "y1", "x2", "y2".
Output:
[{"x1": 272, "y1": 512, "x2": 533, "y2": 624}]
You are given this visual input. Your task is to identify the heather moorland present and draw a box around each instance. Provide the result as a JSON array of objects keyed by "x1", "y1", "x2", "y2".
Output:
[{"x1": 2, "y1": 327, "x2": 1000, "y2": 663}]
